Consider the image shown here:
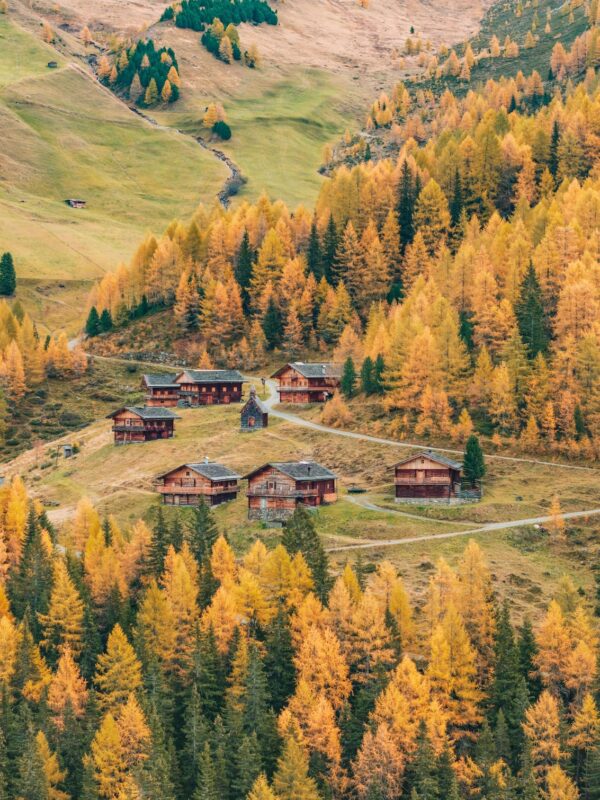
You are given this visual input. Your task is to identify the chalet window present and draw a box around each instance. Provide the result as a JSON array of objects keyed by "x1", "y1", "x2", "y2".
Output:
[
  {"x1": 212, "y1": 387, "x2": 216, "y2": 393},
  {"x1": 202, "y1": 387, "x2": 206, "y2": 392},
  {"x1": 427, "y1": 470, "x2": 448, "y2": 477}
]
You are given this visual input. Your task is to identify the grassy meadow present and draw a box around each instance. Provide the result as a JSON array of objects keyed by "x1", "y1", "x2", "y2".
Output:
[
  {"x1": 0, "y1": 16, "x2": 227, "y2": 332},
  {"x1": 4, "y1": 382, "x2": 598, "y2": 616}
]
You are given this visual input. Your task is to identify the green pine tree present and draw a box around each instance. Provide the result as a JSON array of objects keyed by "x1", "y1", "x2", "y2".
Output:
[
  {"x1": 515, "y1": 262, "x2": 550, "y2": 357},
  {"x1": 264, "y1": 608, "x2": 296, "y2": 713},
  {"x1": 187, "y1": 501, "x2": 219, "y2": 567},
  {"x1": 85, "y1": 306, "x2": 101, "y2": 337},
  {"x1": 282, "y1": 505, "x2": 330, "y2": 601},
  {"x1": 360, "y1": 356, "x2": 374, "y2": 395},
  {"x1": 321, "y1": 214, "x2": 338, "y2": 285},
  {"x1": 373, "y1": 354, "x2": 385, "y2": 394},
  {"x1": 397, "y1": 159, "x2": 416, "y2": 250},
  {"x1": 235, "y1": 230, "x2": 254, "y2": 312},
  {"x1": 462, "y1": 435, "x2": 486, "y2": 488},
  {"x1": 99, "y1": 308, "x2": 113, "y2": 333},
  {"x1": 341, "y1": 357, "x2": 357, "y2": 398},
  {"x1": 0, "y1": 253, "x2": 16, "y2": 296},
  {"x1": 262, "y1": 297, "x2": 283, "y2": 350}
]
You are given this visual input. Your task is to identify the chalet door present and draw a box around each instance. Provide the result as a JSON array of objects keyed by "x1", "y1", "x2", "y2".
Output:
[
  {"x1": 260, "y1": 497, "x2": 267, "y2": 511},
  {"x1": 248, "y1": 416, "x2": 255, "y2": 428},
  {"x1": 267, "y1": 480, "x2": 276, "y2": 491},
  {"x1": 206, "y1": 395, "x2": 213, "y2": 405},
  {"x1": 417, "y1": 470, "x2": 424, "y2": 483}
]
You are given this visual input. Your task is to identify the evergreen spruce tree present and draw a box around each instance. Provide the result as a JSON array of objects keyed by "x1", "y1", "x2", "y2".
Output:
[
  {"x1": 282, "y1": 505, "x2": 331, "y2": 601},
  {"x1": 232, "y1": 733, "x2": 262, "y2": 799},
  {"x1": 306, "y1": 218, "x2": 323, "y2": 280},
  {"x1": 515, "y1": 263, "x2": 550, "y2": 356},
  {"x1": 9, "y1": 508, "x2": 53, "y2": 633},
  {"x1": 15, "y1": 724, "x2": 49, "y2": 800},
  {"x1": 322, "y1": 214, "x2": 338, "y2": 285},
  {"x1": 517, "y1": 740, "x2": 540, "y2": 800},
  {"x1": 449, "y1": 168, "x2": 463, "y2": 229},
  {"x1": 462, "y1": 435, "x2": 486, "y2": 488},
  {"x1": 373, "y1": 354, "x2": 385, "y2": 394},
  {"x1": 0, "y1": 728, "x2": 7, "y2": 800},
  {"x1": 194, "y1": 742, "x2": 219, "y2": 800},
  {"x1": 85, "y1": 306, "x2": 101, "y2": 337},
  {"x1": 170, "y1": 515, "x2": 184, "y2": 551},
  {"x1": 407, "y1": 721, "x2": 439, "y2": 800},
  {"x1": 574, "y1": 404, "x2": 587, "y2": 440},
  {"x1": 549, "y1": 120, "x2": 560, "y2": 181},
  {"x1": 149, "y1": 506, "x2": 170, "y2": 576},
  {"x1": 187, "y1": 501, "x2": 219, "y2": 567},
  {"x1": 235, "y1": 230, "x2": 254, "y2": 312},
  {"x1": 341, "y1": 356, "x2": 357, "y2": 398},
  {"x1": 262, "y1": 297, "x2": 283, "y2": 350},
  {"x1": 181, "y1": 685, "x2": 210, "y2": 795},
  {"x1": 0, "y1": 253, "x2": 16, "y2": 296},
  {"x1": 397, "y1": 160, "x2": 416, "y2": 250},
  {"x1": 99, "y1": 308, "x2": 113, "y2": 333},
  {"x1": 518, "y1": 617, "x2": 542, "y2": 701},
  {"x1": 192, "y1": 627, "x2": 225, "y2": 720},
  {"x1": 360, "y1": 356, "x2": 375, "y2": 395},
  {"x1": 264, "y1": 608, "x2": 296, "y2": 713}
]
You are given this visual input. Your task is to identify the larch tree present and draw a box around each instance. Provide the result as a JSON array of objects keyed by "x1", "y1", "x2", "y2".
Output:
[{"x1": 94, "y1": 624, "x2": 143, "y2": 711}]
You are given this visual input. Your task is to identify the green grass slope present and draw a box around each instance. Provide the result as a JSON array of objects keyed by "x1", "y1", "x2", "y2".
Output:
[{"x1": 0, "y1": 17, "x2": 228, "y2": 329}]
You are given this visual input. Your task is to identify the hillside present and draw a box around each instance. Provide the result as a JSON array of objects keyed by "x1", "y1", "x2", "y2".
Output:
[{"x1": 0, "y1": 13, "x2": 227, "y2": 333}]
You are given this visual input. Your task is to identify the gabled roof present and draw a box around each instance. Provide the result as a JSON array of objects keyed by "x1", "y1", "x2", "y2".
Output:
[
  {"x1": 394, "y1": 450, "x2": 462, "y2": 470},
  {"x1": 243, "y1": 461, "x2": 337, "y2": 481},
  {"x1": 175, "y1": 369, "x2": 244, "y2": 384},
  {"x1": 242, "y1": 393, "x2": 268, "y2": 414},
  {"x1": 157, "y1": 462, "x2": 240, "y2": 481},
  {"x1": 143, "y1": 373, "x2": 179, "y2": 388},
  {"x1": 107, "y1": 406, "x2": 180, "y2": 420},
  {"x1": 271, "y1": 362, "x2": 343, "y2": 380}
]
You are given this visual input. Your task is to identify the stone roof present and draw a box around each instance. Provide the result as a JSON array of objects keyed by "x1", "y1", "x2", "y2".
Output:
[
  {"x1": 107, "y1": 406, "x2": 180, "y2": 420},
  {"x1": 177, "y1": 369, "x2": 244, "y2": 384},
  {"x1": 242, "y1": 390, "x2": 268, "y2": 414},
  {"x1": 143, "y1": 373, "x2": 179, "y2": 388},
  {"x1": 271, "y1": 362, "x2": 343, "y2": 379},
  {"x1": 244, "y1": 461, "x2": 336, "y2": 481},
  {"x1": 394, "y1": 450, "x2": 462, "y2": 471},
  {"x1": 158, "y1": 461, "x2": 240, "y2": 481}
]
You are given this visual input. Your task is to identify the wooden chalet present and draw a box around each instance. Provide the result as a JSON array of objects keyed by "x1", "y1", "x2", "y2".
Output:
[
  {"x1": 142, "y1": 374, "x2": 180, "y2": 407},
  {"x1": 107, "y1": 406, "x2": 179, "y2": 445},
  {"x1": 240, "y1": 386, "x2": 268, "y2": 431},
  {"x1": 142, "y1": 369, "x2": 245, "y2": 407},
  {"x1": 244, "y1": 461, "x2": 337, "y2": 523},
  {"x1": 394, "y1": 450, "x2": 463, "y2": 502},
  {"x1": 271, "y1": 362, "x2": 342, "y2": 403},
  {"x1": 155, "y1": 459, "x2": 240, "y2": 506}
]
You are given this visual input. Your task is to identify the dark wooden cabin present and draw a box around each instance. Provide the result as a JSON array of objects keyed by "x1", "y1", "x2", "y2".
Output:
[
  {"x1": 174, "y1": 369, "x2": 244, "y2": 406},
  {"x1": 394, "y1": 450, "x2": 463, "y2": 502},
  {"x1": 67, "y1": 198, "x2": 86, "y2": 208},
  {"x1": 240, "y1": 386, "x2": 268, "y2": 431},
  {"x1": 107, "y1": 406, "x2": 179, "y2": 445},
  {"x1": 142, "y1": 374, "x2": 180, "y2": 407},
  {"x1": 271, "y1": 362, "x2": 342, "y2": 403},
  {"x1": 155, "y1": 459, "x2": 240, "y2": 506},
  {"x1": 244, "y1": 461, "x2": 337, "y2": 524}
]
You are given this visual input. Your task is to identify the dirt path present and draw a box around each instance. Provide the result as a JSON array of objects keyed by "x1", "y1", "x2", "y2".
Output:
[{"x1": 327, "y1": 505, "x2": 600, "y2": 553}]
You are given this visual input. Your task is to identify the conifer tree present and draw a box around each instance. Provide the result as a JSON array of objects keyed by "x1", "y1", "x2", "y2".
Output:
[
  {"x1": 307, "y1": 219, "x2": 323, "y2": 280},
  {"x1": 397, "y1": 160, "x2": 416, "y2": 250},
  {"x1": 85, "y1": 307, "x2": 100, "y2": 337},
  {"x1": 282, "y1": 506, "x2": 330, "y2": 601},
  {"x1": 187, "y1": 501, "x2": 219, "y2": 568},
  {"x1": 341, "y1": 356, "x2": 357, "y2": 398},
  {"x1": 263, "y1": 297, "x2": 283, "y2": 350},
  {"x1": 516, "y1": 263, "x2": 550, "y2": 357},
  {"x1": 321, "y1": 215, "x2": 338, "y2": 284},
  {"x1": 264, "y1": 608, "x2": 296, "y2": 713},
  {"x1": 462, "y1": 435, "x2": 486, "y2": 487},
  {"x1": 0, "y1": 253, "x2": 16, "y2": 296},
  {"x1": 235, "y1": 230, "x2": 254, "y2": 312},
  {"x1": 273, "y1": 736, "x2": 320, "y2": 800},
  {"x1": 94, "y1": 624, "x2": 142, "y2": 711},
  {"x1": 360, "y1": 356, "x2": 374, "y2": 395}
]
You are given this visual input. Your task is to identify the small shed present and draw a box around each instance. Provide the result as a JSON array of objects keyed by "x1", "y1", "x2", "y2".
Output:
[
  {"x1": 66, "y1": 199, "x2": 86, "y2": 209},
  {"x1": 240, "y1": 386, "x2": 268, "y2": 432},
  {"x1": 47, "y1": 61, "x2": 58, "y2": 69},
  {"x1": 62, "y1": 444, "x2": 74, "y2": 458}
]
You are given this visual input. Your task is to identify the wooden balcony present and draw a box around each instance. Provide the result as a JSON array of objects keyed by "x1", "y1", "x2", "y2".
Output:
[
  {"x1": 156, "y1": 480, "x2": 238, "y2": 495},
  {"x1": 247, "y1": 483, "x2": 319, "y2": 498}
]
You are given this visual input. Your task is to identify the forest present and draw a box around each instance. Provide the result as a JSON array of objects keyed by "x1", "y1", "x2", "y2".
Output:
[
  {"x1": 97, "y1": 40, "x2": 181, "y2": 106},
  {"x1": 161, "y1": 0, "x2": 278, "y2": 31},
  {"x1": 87, "y1": 57, "x2": 600, "y2": 458},
  {"x1": 0, "y1": 479, "x2": 597, "y2": 800}
]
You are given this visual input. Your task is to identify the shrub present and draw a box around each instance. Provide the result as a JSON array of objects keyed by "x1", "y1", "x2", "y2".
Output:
[{"x1": 213, "y1": 120, "x2": 232, "y2": 140}]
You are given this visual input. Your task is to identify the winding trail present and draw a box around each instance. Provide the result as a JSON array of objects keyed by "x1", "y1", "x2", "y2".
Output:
[{"x1": 326, "y1": 505, "x2": 600, "y2": 553}]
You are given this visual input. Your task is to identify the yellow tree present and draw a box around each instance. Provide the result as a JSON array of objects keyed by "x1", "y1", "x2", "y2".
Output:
[
  {"x1": 248, "y1": 774, "x2": 279, "y2": 800},
  {"x1": 36, "y1": 731, "x2": 69, "y2": 800},
  {"x1": 348, "y1": 591, "x2": 395, "y2": 682},
  {"x1": 273, "y1": 735, "x2": 321, "y2": 800},
  {"x1": 135, "y1": 579, "x2": 176, "y2": 668},
  {"x1": 546, "y1": 765, "x2": 579, "y2": 800},
  {"x1": 535, "y1": 600, "x2": 572, "y2": 694},
  {"x1": 95, "y1": 624, "x2": 142, "y2": 712},
  {"x1": 414, "y1": 180, "x2": 451, "y2": 255},
  {"x1": 161, "y1": 545, "x2": 199, "y2": 675},
  {"x1": 117, "y1": 693, "x2": 151, "y2": 770},
  {"x1": 48, "y1": 645, "x2": 89, "y2": 729},
  {"x1": 294, "y1": 625, "x2": 351, "y2": 711},
  {"x1": 353, "y1": 722, "x2": 405, "y2": 800},
  {"x1": 0, "y1": 614, "x2": 18, "y2": 686},
  {"x1": 427, "y1": 603, "x2": 482, "y2": 736},
  {"x1": 91, "y1": 712, "x2": 127, "y2": 799},
  {"x1": 457, "y1": 540, "x2": 495, "y2": 682},
  {"x1": 39, "y1": 558, "x2": 84, "y2": 659},
  {"x1": 523, "y1": 690, "x2": 563, "y2": 781}
]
